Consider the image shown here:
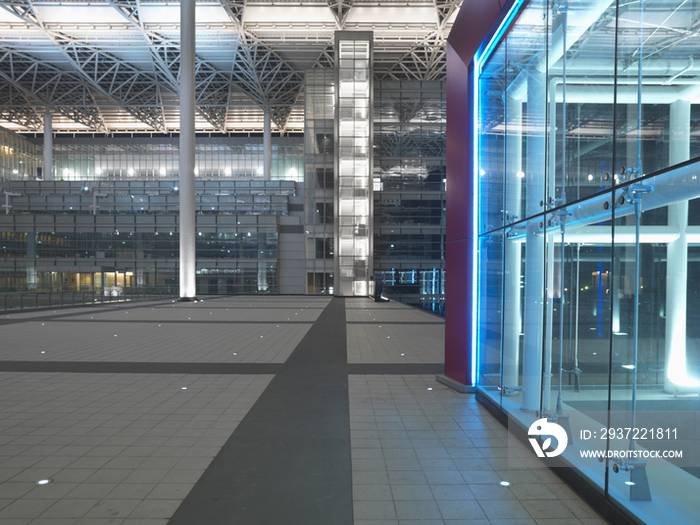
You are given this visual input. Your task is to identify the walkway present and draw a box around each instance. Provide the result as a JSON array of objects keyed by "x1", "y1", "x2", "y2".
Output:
[{"x1": 0, "y1": 296, "x2": 608, "y2": 524}]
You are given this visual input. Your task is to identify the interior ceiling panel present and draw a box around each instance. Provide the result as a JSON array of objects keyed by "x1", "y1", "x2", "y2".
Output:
[{"x1": 0, "y1": 0, "x2": 457, "y2": 133}]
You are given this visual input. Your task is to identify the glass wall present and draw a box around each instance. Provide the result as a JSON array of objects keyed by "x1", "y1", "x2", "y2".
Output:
[
  {"x1": 0, "y1": 180, "x2": 288, "y2": 294},
  {"x1": 0, "y1": 126, "x2": 42, "y2": 181},
  {"x1": 304, "y1": 68, "x2": 336, "y2": 294},
  {"x1": 475, "y1": 0, "x2": 700, "y2": 523},
  {"x1": 5, "y1": 135, "x2": 303, "y2": 183},
  {"x1": 373, "y1": 80, "x2": 446, "y2": 313}
]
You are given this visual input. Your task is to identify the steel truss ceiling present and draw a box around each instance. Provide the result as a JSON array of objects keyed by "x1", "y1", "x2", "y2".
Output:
[{"x1": 0, "y1": 0, "x2": 459, "y2": 134}]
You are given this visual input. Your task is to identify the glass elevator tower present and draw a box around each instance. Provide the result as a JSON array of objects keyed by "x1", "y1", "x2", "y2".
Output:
[{"x1": 334, "y1": 31, "x2": 374, "y2": 296}]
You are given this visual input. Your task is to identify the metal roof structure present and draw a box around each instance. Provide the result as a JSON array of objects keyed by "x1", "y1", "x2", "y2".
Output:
[{"x1": 0, "y1": 0, "x2": 460, "y2": 134}]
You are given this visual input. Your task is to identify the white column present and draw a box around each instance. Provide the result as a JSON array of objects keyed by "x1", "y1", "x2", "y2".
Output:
[
  {"x1": 502, "y1": 96, "x2": 523, "y2": 389},
  {"x1": 522, "y1": 64, "x2": 546, "y2": 412},
  {"x1": 179, "y1": 0, "x2": 197, "y2": 300},
  {"x1": 665, "y1": 99, "x2": 690, "y2": 391},
  {"x1": 263, "y1": 109, "x2": 271, "y2": 181},
  {"x1": 44, "y1": 109, "x2": 52, "y2": 181},
  {"x1": 257, "y1": 232, "x2": 268, "y2": 292},
  {"x1": 26, "y1": 232, "x2": 37, "y2": 290},
  {"x1": 136, "y1": 233, "x2": 144, "y2": 287},
  {"x1": 542, "y1": 78, "x2": 559, "y2": 412}
]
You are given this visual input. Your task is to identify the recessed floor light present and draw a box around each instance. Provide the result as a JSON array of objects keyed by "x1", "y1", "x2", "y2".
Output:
[
  {"x1": 181, "y1": 387, "x2": 187, "y2": 390},
  {"x1": 233, "y1": 353, "x2": 237, "y2": 355},
  {"x1": 36, "y1": 479, "x2": 52, "y2": 486},
  {"x1": 401, "y1": 353, "x2": 405, "y2": 356},
  {"x1": 427, "y1": 387, "x2": 433, "y2": 391},
  {"x1": 498, "y1": 480, "x2": 512, "y2": 487},
  {"x1": 625, "y1": 481, "x2": 636, "y2": 486}
]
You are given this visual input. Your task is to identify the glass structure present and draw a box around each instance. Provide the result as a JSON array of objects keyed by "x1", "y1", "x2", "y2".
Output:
[
  {"x1": 0, "y1": 179, "x2": 288, "y2": 294},
  {"x1": 473, "y1": 0, "x2": 700, "y2": 523},
  {"x1": 373, "y1": 80, "x2": 446, "y2": 314},
  {"x1": 335, "y1": 32, "x2": 373, "y2": 297},
  {"x1": 305, "y1": 68, "x2": 336, "y2": 295},
  {"x1": 0, "y1": 127, "x2": 42, "y2": 181}
]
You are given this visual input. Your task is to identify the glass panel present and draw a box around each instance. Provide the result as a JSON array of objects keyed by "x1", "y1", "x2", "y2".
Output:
[
  {"x1": 477, "y1": 234, "x2": 504, "y2": 406},
  {"x1": 548, "y1": 0, "x2": 618, "y2": 203},
  {"x1": 478, "y1": 43, "x2": 505, "y2": 234}
]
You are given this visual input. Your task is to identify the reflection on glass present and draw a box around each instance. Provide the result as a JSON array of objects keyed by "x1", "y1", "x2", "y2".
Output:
[{"x1": 474, "y1": 0, "x2": 700, "y2": 523}]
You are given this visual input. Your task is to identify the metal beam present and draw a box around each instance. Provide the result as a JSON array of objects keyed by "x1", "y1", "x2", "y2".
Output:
[
  {"x1": 313, "y1": 42, "x2": 335, "y2": 69},
  {"x1": 327, "y1": 0, "x2": 355, "y2": 29},
  {"x1": 0, "y1": 0, "x2": 162, "y2": 131},
  {"x1": 219, "y1": 0, "x2": 247, "y2": 29},
  {"x1": 0, "y1": 81, "x2": 42, "y2": 129},
  {"x1": 379, "y1": 32, "x2": 446, "y2": 81},
  {"x1": 0, "y1": 50, "x2": 107, "y2": 130},
  {"x1": 217, "y1": 0, "x2": 304, "y2": 131},
  {"x1": 434, "y1": 0, "x2": 461, "y2": 31}
]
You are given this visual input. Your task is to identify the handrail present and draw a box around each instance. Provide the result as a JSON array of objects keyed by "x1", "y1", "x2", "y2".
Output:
[{"x1": 0, "y1": 288, "x2": 178, "y2": 313}]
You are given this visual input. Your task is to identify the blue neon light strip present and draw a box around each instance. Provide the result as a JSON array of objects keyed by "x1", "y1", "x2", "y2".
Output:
[{"x1": 471, "y1": 0, "x2": 527, "y2": 386}]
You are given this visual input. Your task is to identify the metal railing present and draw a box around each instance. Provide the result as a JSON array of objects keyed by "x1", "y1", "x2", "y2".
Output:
[{"x1": 0, "y1": 287, "x2": 178, "y2": 313}]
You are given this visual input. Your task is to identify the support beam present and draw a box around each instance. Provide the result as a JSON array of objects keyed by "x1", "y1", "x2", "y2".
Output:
[
  {"x1": 43, "y1": 108, "x2": 52, "y2": 181},
  {"x1": 179, "y1": 0, "x2": 196, "y2": 301},
  {"x1": 263, "y1": 108, "x2": 271, "y2": 181},
  {"x1": 380, "y1": 32, "x2": 446, "y2": 82},
  {"x1": 665, "y1": 99, "x2": 690, "y2": 391},
  {"x1": 522, "y1": 65, "x2": 546, "y2": 412},
  {"x1": 502, "y1": 96, "x2": 523, "y2": 390}
]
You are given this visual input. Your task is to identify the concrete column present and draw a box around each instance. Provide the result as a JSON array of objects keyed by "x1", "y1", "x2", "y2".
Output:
[
  {"x1": 522, "y1": 64, "x2": 546, "y2": 412},
  {"x1": 665, "y1": 99, "x2": 690, "y2": 391},
  {"x1": 263, "y1": 109, "x2": 272, "y2": 181},
  {"x1": 136, "y1": 233, "x2": 144, "y2": 287},
  {"x1": 502, "y1": 96, "x2": 523, "y2": 389},
  {"x1": 179, "y1": 0, "x2": 197, "y2": 300},
  {"x1": 26, "y1": 232, "x2": 37, "y2": 290},
  {"x1": 44, "y1": 109, "x2": 52, "y2": 181},
  {"x1": 257, "y1": 232, "x2": 268, "y2": 291}
]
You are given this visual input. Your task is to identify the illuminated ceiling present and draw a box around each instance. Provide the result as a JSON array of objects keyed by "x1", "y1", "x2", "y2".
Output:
[{"x1": 0, "y1": 0, "x2": 459, "y2": 134}]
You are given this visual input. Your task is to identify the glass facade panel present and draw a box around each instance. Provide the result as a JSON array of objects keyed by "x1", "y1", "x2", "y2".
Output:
[
  {"x1": 373, "y1": 79, "x2": 446, "y2": 312},
  {"x1": 4, "y1": 135, "x2": 303, "y2": 183},
  {"x1": 474, "y1": 1, "x2": 700, "y2": 523}
]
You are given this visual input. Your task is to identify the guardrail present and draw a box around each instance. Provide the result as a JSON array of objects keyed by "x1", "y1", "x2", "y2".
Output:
[{"x1": 0, "y1": 288, "x2": 178, "y2": 313}]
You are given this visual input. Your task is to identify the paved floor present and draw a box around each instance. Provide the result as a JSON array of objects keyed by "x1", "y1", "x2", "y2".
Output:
[{"x1": 0, "y1": 296, "x2": 608, "y2": 525}]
